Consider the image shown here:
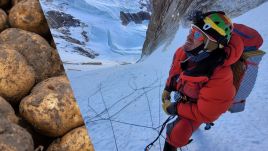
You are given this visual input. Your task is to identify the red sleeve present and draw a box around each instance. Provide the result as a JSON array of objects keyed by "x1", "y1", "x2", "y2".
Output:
[
  {"x1": 165, "y1": 48, "x2": 187, "y2": 92},
  {"x1": 177, "y1": 66, "x2": 236, "y2": 123}
]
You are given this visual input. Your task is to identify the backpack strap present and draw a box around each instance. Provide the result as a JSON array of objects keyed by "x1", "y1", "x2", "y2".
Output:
[{"x1": 231, "y1": 56, "x2": 247, "y2": 92}]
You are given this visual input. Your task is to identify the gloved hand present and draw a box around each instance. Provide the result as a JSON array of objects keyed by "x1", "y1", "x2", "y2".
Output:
[
  {"x1": 162, "y1": 90, "x2": 178, "y2": 115},
  {"x1": 162, "y1": 100, "x2": 178, "y2": 116},
  {"x1": 162, "y1": 99, "x2": 172, "y2": 115},
  {"x1": 162, "y1": 90, "x2": 171, "y2": 103}
]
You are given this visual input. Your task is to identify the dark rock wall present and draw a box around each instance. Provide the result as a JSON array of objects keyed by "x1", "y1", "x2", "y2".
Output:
[{"x1": 142, "y1": 0, "x2": 192, "y2": 57}]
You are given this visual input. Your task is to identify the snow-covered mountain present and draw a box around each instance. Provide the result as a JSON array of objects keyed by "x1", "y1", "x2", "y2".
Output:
[
  {"x1": 64, "y1": 2, "x2": 268, "y2": 151},
  {"x1": 40, "y1": 0, "x2": 149, "y2": 71}
]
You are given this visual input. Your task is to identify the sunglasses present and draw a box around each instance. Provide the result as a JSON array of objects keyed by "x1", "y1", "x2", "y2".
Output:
[{"x1": 191, "y1": 27, "x2": 206, "y2": 42}]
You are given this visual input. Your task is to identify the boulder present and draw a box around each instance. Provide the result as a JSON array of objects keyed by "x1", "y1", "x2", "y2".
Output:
[
  {"x1": 9, "y1": 0, "x2": 49, "y2": 36},
  {"x1": 20, "y1": 75, "x2": 84, "y2": 137},
  {"x1": 0, "y1": 118, "x2": 34, "y2": 151},
  {"x1": 0, "y1": 28, "x2": 64, "y2": 82},
  {"x1": 0, "y1": 9, "x2": 8, "y2": 32},
  {"x1": 47, "y1": 126, "x2": 94, "y2": 151},
  {"x1": 0, "y1": 45, "x2": 35, "y2": 104},
  {"x1": 0, "y1": 96, "x2": 18, "y2": 123}
]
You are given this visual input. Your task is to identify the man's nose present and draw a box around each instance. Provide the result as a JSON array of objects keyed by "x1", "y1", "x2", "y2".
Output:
[{"x1": 187, "y1": 34, "x2": 193, "y2": 42}]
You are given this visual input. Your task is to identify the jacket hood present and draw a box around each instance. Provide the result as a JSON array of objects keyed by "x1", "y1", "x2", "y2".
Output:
[{"x1": 223, "y1": 32, "x2": 244, "y2": 66}]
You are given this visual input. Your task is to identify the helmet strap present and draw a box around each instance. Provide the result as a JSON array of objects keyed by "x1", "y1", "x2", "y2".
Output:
[
  {"x1": 204, "y1": 38, "x2": 219, "y2": 52},
  {"x1": 185, "y1": 43, "x2": 205, "y2": 56},
  {"x1": 184, "y1": 43, "x2": 211, "y2": 62}
]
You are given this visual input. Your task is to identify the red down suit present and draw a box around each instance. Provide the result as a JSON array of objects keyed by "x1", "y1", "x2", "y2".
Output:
[{"x1": 165, "y1": 32, "x2": 244, "y2": 147}]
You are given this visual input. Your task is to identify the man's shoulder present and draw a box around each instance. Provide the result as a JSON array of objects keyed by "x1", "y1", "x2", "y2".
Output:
[{"x1": 210, "y1": 65, "x2": 233, "y2": 83}]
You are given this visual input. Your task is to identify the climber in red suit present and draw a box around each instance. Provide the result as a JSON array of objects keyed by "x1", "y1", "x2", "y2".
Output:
[{"x1": 162, "y1": 11, "x2": 244, "y2": 150}]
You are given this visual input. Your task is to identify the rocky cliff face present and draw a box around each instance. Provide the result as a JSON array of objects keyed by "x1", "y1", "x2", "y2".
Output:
[
  {"x1": 142, "y1": 0, "x2": 268, "y2": 57},
  {"x1": 142, "y1": 0, "x2": 192, "y2": 57}
]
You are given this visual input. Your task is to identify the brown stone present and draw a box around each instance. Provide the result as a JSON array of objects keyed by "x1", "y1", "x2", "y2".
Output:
[
  {"x1": 19, "y1": 75, "x2": 84, "y2": 137},
  {"x1": 0, "y1": 118, "x2": 34, "y2": 151},
  {"x1": 47, "y1": 126, "x2": 94, "y2": 151},
  {"x1": 0, "y1": 9, "x2": 8, "y2": 32},
  {"x1": 0, "y1": 96, "x2": 18, "y2": 123},
  {"x1": 9, "y1": 0, "x2": 49, "y2": 36},
  {"x1": 0, "y1": 44, "x2": 35, "y2": 104},
  {"x1": 0, "y1": 28, "x2": 64, "y2": 82}
]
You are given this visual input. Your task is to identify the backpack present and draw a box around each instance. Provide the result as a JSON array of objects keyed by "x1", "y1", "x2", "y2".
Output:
[{"x1": 228, "y1": 23, "x2": 265, "y2": 113}]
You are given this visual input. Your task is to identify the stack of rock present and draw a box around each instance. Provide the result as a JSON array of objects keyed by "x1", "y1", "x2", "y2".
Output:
[{"x1": 0, "y1": 0, "x2": 94, "y2": 150}]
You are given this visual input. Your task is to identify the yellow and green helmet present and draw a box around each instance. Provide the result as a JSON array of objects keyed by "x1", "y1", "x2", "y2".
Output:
[{"x1": 192, "y1": 11, "x2": 233, "y2": 47}]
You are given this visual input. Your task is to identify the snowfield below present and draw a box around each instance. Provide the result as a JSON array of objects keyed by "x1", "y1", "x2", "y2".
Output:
[{"x1": 66, "y1": 2, "x2": 268, "y2": 151}]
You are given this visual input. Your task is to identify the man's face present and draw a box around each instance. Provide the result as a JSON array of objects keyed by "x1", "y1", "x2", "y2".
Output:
[{"x1": 183, "y1": 27, "x2": 206, "y2": 52}]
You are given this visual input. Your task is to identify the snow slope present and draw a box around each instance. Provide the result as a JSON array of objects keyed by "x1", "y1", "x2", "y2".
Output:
[
  {"x1": 40, "y1": 0, "x2": 148, "y2": 71},
  {"x1": 68, "y1": 2, "x2": 268, "y2": 151}
]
